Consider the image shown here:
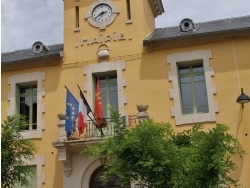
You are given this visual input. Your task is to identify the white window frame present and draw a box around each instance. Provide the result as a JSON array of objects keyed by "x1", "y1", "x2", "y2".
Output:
[
  {"x1": 17, "y1": 84, "x2": 38, "y2": 131},
  {"x1": 83, "y1": 61, "x2": 127, "y2": 116},
  {"x1": 167, "y1": 50, "x2": 218, "y2": 125},
  {"x1": 8, "y1": 72, "x2": 45, "y2": 139},
  {"x1": 22, "y1": 155, "x2": 46, "y2": 188}
]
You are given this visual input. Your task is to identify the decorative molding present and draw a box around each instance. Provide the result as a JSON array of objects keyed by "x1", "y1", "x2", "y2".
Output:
[
  {"x1": 7, "y1": 72, "x2": 45, "y2": 139},
  {"x1": 81, "y1": 159, "x2": 101, "y2": 187},
  {"x1": 58, "y1": 147, "x2": 72, "y2": 177},
  {"x1": 83, "y1": 61, "x2": 127, "y2": 118},
  {"x1": 23, "y1": 155, "x2": 46, "y2": 188},
  {"x1": 167, "y1": 50, "x2": 218, "y2": 125},
  {"x1": 56, "y1": 119, "x2": 68, "y2": 143}
]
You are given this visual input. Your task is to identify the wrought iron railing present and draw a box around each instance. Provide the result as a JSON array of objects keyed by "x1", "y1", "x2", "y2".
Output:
[
  {"x1": 56, "y1": 105, "x2": 149, "y2": 142},
  {"x1": 84, "y1": 115, "x2": 139, "y2": 138}
]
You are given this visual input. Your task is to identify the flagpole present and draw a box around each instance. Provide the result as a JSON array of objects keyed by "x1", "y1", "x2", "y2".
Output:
[
  {"x1": 77, "y1": 84, "x2": 96, "y2": 120},
  {"x1": 87, "y1": 114, "x2": 105, "y2": 137},
  {"x1": 77, "y1": 84, "x2": 98, "y2": 121},
  {"x1": 77, "y1": 84, "x2": 95, "y2": 116},
  {"x1": 77, "y1": 84, "x2": 105, "y2": 137}
]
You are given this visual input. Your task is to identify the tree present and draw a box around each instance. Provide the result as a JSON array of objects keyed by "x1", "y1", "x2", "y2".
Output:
[
  {"x1": 1, "y1": 115, "x2": 36, "y2": 188},
  {"x1": 85, "y1": 116, "x2": 244, "y2": 188}
]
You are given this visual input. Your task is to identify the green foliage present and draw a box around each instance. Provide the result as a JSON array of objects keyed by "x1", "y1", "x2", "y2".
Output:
[
  {"x1": 1, "y1": 115, "x2": 36, "y2": 188},
  {"x1": 85, "y1": 117, "x2": 244, "y2": 188}
]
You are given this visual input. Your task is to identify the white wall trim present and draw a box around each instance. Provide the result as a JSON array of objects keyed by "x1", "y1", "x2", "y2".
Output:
[
  {"x1": 81, "y1": 159, "x2": 101, "y2": 187},
  {"x1": 23, "y1": 155, "x2": 46, "y2": 188},
  {"x1": 83, "y1": 61, "x2": 127, "y2": 116},
  {"x1": 7, "y1": 72, "x2": 45, "y2": 139},
  {"x1": 167, "y1": 50, "x2": 218, "y2": 125}
]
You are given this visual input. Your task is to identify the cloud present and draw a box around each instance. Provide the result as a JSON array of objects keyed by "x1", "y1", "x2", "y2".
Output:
[
  {"x1": 156, "y1": 0, "x2": 250, "y2": 28},
  {"x1": 1, "y1": 0, "x2": 250, "y2": 52},
  {"x1": 1, "y1": 0, "x2": 63, "y2": 52}
]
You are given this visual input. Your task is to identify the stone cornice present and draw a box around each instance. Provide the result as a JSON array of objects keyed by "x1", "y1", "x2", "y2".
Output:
[
  {"x1": 148, "y1": 0, "x2": 164, "y2": 18},
  {"x1": 144, "y1": 29, "x2": 250, "y2": 50}
]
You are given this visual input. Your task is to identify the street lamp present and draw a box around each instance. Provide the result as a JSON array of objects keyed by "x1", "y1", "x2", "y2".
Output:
[
  {"x1": 236, "y1": 88, "x2": 250, "y2": 108},
  {"x1": 99, "y1": 152, "x2": 107, "y2": 166}
]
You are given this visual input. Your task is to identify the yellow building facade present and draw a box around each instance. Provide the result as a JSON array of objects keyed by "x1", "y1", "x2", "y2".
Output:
[{"x1": 1, "y1": 0, "x2": 250, "y2": 187}]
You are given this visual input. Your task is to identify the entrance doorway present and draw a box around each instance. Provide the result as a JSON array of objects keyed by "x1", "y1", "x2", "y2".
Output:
[{"x1": 90, "y1": 166, "x2": 120, "y2": 188}]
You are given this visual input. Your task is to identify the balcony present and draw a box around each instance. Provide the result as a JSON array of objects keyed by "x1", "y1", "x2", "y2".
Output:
[
  {"x1": 52, "y1": 105, "x2": 149, "y2": 176},
  {"x1": 54, "y1": 105, "x2": 149, "y2": 144},
  {"x1": 54, "y1": 114, "x2": 140, "y2": 144},
  {"x1": 84, "y1": 115, "x2": 139, "y2": 138}
]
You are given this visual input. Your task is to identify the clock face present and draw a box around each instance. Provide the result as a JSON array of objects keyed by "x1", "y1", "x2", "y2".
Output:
[
  {"x1": 92, "y1": 4, "x2": 112, "y2": 23},
  {"x1": 85, "y1": 1, "x2": 119, "y2": 30}
]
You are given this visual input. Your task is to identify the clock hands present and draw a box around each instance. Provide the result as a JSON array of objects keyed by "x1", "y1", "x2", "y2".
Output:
[{"x1": 95, "y1": 11, "x2": 108, "y2": 19}]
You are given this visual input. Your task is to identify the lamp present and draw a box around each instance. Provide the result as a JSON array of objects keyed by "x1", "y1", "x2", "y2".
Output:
[
  {"x1": 99, "y1": 152, "x2": 107, "y2": 166},
  {"x1": 236, "y1": 88, "x2": 250, "y2": 108}
]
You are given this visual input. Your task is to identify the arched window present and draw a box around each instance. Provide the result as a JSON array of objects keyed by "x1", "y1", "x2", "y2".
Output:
[{"x1": 90, "y1": 166, "x2": 120, "y2": 188}]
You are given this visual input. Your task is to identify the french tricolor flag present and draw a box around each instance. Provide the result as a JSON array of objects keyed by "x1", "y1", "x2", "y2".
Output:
[{"x1": 78, "y1": 91, "x2": 91, "y2": 135}]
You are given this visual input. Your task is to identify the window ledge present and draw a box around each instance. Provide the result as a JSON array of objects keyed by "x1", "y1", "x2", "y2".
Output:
[
  {"x1": 125, "y1": 20, "x2": 133, "y2": 24},
  {"x1": 171, "y1": 110, "x2": 218, "y2": 125},
  {"x1": 20, "y1": 130, "x2": 42, "y2": 139},
  {"x1": 74, "y1": 28, "x2": 80, "y2": 32}
]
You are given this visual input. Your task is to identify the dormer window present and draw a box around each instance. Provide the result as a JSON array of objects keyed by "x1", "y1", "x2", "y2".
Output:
[
  {"x1": 180, "y1": 18, "x2": 195, "y2": 32},
  {"x1": 32, "y1": 41, "x2": 50, "y2": 54}
]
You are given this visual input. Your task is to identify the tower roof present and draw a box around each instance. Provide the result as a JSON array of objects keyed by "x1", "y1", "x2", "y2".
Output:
[{"x1": 148, "y1": 0, "x2": 164, "y2": 17}]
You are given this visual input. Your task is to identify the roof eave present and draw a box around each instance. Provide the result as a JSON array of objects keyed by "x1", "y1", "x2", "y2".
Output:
[
  {"x1": 143, "y1": 28, "x2": 250, "y2": 49},
  {"x1": 1, "y1": 52, "x2": 63, "y2": 71}
]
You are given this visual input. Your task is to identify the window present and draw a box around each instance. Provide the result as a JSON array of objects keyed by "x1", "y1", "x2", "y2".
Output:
[
  {"x1": 126, "y1": 0, "x2": 131, "y2": 21},
  {"x1": 84, "y1": 61, "x2": 126, "y2": 117},
  {"x1": 75, "y1": 6, "x2": 79, "y2": 28},
  {"x1": 17, "y1": 84, "x2": 37, "y2": 131},
  {"x1": 84, "y1": 62, "x2": 126, "y2": 137},
  {"x1": 99, "y1": 76, "x2": 118, "y2": 118},
  {"x1": 90, "y1": 166, "x2": 121, "y2": 188},
  {"x1": 167, "y1": 50, "x2": 218, "y2": 125},
  {"x1": 178, "y1": 63, "x2": 208, "y2": 115},
  {"x1": 8, "y1": 72, "x2": 45, "y2": 139},
  {"x1": 15, "y1": 155, "x2": 45, "y2": 188},
  {"x1": 15, "y1": 166, "x2": 37, "y2": 188}
]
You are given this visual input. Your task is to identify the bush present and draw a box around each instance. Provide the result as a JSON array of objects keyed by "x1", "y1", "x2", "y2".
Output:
[
  {"x1": 1, "y1": 115, "x2": 36, "y2": 188},
  {"x1": 85, "y1": 118, "x2": 244, "y2": 188}
]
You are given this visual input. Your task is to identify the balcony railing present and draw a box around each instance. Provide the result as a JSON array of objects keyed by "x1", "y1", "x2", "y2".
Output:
[
  {"x1": 56, "y1": 115, "x2": 142, "y2": 142},
  {"x1": 56, "y1": 105, "x2": 149, "y2": 142},
  {"x1": 85, "y1": 116, "x2": 124, "y2": 138},
  {"x1": 80, "y1": 115, "x2": 141, "y2": 138}
]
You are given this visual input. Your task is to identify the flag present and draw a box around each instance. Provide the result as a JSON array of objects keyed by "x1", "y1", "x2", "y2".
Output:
[
  {"x1": 128, "y1": 115, "x2": 132, "y2": 127},
  {"x1": 65, "y1": 89, "x2": 79, "y2": 136},
  {"x1": 78, "y1": 91, "x2": 91, "y2": 135},
  {"x1": 94, "y1": 78, "x2": 104, "y2": 126}
]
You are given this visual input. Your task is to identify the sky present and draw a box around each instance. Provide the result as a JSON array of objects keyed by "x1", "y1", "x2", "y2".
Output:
[{"x1": 1, "y1": 0, "x2": 250, "y2": 53}]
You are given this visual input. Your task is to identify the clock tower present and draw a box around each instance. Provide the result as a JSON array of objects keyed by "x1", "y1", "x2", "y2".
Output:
[{"x1": 63, "y1": 0, "x2": 164, "y2": 64}]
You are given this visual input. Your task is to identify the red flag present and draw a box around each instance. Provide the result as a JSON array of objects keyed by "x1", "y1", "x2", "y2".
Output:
[
  {"x1": 128, "y1": 115, "x2": 132, "y2": 127},
  {"x1": 78, "y1": 92, "x2": 90, "y2": 135},
  {"x1": 94, "y1": 78, "x2": 104, "y2": 126}
]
